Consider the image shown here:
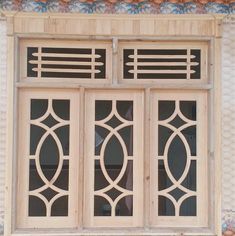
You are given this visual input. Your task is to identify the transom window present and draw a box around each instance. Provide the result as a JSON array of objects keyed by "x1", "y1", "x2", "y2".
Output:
[{"x1": 16, "y1": 38, "x2": 209, "y2": 231}]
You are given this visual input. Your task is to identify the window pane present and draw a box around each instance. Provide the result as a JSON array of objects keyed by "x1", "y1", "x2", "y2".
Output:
[{"x1": 29, "y1": 99, "x2": 70, "y2": 217}]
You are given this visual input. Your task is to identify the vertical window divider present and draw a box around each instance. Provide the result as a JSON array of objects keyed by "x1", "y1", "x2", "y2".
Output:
[
  {"x1": 112, "y1": 37, "x2": 118, "y2": 85},
  {"x1": 91, "y1": 49, "x2": 95, "y2": 80},
  {"x1": 186, "y1": 48, "x2": 191, "y2": 80},
  {"x1": 79, "y1": 86, "x2": 85, "y2": 228},
  {"x1": 144, "y1": 87, "x2": 151, "y2": 228},
  {"x1": 38, "y1": 46, "x2": 42, "y2": 79},
  {"x1": 134, "y1": 49, "x2": 138, "y2": 80}
]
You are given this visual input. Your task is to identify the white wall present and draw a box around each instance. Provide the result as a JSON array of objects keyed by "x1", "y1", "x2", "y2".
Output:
[
  {"x1": 0, "y1": 19, "x2": 7, "y2": 235},
  {"x1": 222, "y1": 18, "x2": 235, "y2": 232}
]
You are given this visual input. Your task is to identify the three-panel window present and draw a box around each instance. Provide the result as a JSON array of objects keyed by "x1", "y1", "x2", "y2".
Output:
[{"x1": 16, "y1": 39, "x2": 209, "y2": 230}]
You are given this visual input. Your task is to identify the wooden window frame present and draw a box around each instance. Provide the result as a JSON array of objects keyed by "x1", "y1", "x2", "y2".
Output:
[{"x1": 3, "y1": 12, "x2": 222, "y2": 236}]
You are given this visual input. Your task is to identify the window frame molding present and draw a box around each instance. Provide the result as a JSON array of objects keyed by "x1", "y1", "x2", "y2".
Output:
[{"x1": 3, "y1": 12, "x2": 222, "y2": 236}]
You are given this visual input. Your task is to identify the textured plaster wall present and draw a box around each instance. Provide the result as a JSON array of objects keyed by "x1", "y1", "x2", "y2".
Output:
[
  {"x1": 222, "y1": 18, "x2": 235, "y2": 236},
  {"x1": 0, "y1": 20, "x2": 7, "y2": 235}
]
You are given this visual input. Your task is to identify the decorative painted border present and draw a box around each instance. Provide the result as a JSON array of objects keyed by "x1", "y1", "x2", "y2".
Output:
[
  {"x1": 0, "y1": 0, "x2": 235, "y2": 14},
  {"x1": 222, "y1": 210, "x2": 235, "y2": 236}
]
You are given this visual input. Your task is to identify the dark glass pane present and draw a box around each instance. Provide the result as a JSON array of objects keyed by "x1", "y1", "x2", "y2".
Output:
[
  {"x1": 158, "y1": 125, "x2": 173, "y2": 156},
  {"x1": 180, "y1": 196, "x2": 196, "y2": 216},
  {"x1": 28, "y1": 196, "x2": 46, "y2": 216},
  {"x1": 94, "y1": 196, "x2": 111, "y2": 216},
  {"x1": 94, "y1": 160, "x2": 109, "y2": 191},
  {"x1": 105, "y1": 188, "x2": 122, "y2": 201},
  {"x1": 105, "y1": 115, "x2": 122, "y2": 128},
  {"x1": 42, "y1": 114, "x2": 58, "y2": 128},
  {"x1": 40, "y1": 187, "x2": 58, "y2": 201},
  {"x1": 158, "y1": 160, "x2": 173, "y2": 190},
  {"x1": 123, "y1": 49, "x2": 134, "y2": 79},
  {"x1": 30, "y1": 99, "x2": 48, "y2": 120},
  {"x1": 51, "y1": 195, "x2": 68, "y2": 216},
  {"x1": 42, "y1": 47, "x2": 91, "y2": 54},
  {"x1": 27, "y1": 47, "x2": 38, "y2": 77},
  {"x1": 118, "y1": 126, "x2": 133, "y2": 156},
  {"x1": 95, "y1": 100, "x2": 112, "y2": 121},
  {"x1": 158, "y1": 196, "x2": 175, "y2": 216},
  {"x1": 95, "y1": 125, "x2": 109, "y2": 156},
  {"x1": 169, "y1": 115, "x2": 186, "y2": 128},
  {"x1": 116, "y1": 101, "x2": 133, "y2": 121},
  {"x1": 182, "y1": 126, "x2": 196, "y2": 156},
  {"x1": 116, "y1": 195, "x2": 133, "y2": 216},
  {"x1": 29, "y1": 159, "x2": 45, "y2": 191},
  {"x1": 180, "y1": 101, "x2": 196, "y2": 121},
  {"x1": 55, "y1": 125, "x2": 70, "y2": 156},
  {"x1": 136, "y1": 49, "x2": 187, "y2": 79},
  {"x1": 182, "y1": 160, "x2": 197, "y2": 191},
  {"x1": 54, "y1": 160, "x2": 69, "y2": 190},
  {"x1": 104, "y1": 135, "x2": 124, "y2": 181},
  {"x1": 41, "y1": 47, "x2": 92, "y2": 79},
  {"x1": 95, "y1": 49, "x2": 106, "y2": 79},
  {"x1": 118, "y1": 160, "x2": 133, "y2": 191},
  {"x1": 190, "y1": 49, "x2": 201, "y2": 79},
  {"x1": 169, "y1": 188, "x2": 186, "y2": 201},
  {"x1": 52, "y1": 100, "x2": 70, "y2": 120},
  {"x1": 167, "y1": 135, "x2": 187, "y2": 181},
  {"x1": 158, "y1": 101, "x2": 175, "y2": 120},
  {"x1": 30, "y1": 125, "x2": 46, "y2": 155},
  {"x1": 39, "y1": 135, "x2": 59, "y2": 181}
]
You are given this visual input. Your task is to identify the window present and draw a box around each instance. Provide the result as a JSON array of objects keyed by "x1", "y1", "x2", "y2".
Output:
[
  {"x1": 5, "y1": 14, "x2": 221, "y2": 236},
  {"x1": 16, "y1": 38, "x2": 209, "y2": 230}
]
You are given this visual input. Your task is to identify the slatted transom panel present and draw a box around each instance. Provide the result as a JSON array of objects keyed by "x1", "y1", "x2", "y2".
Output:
[
  {"x1": 20, "y1": 40, "x2": 112, "y2": 81},
  {"x1": 120, "y1": 42, "x2": 208, "y2": 82}
]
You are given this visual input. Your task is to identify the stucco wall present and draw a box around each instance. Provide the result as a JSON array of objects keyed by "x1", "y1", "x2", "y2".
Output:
[
  {"x1": 0, "y1": 19, "x2": 6, "y2": 235},
  {"x1": 222, "y1": 18, "x2": 235, "y2": 236}
]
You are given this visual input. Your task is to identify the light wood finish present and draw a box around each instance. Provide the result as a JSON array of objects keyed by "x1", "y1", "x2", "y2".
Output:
[
  {"x1": 118, "y1": 41, "x2": 208, "y2": 84},
  {"x1": 20, "y1": 39, "x2": 112, "y2": 83},
  {"x1": 2, "y1": 12, "x2": 222, "y2": 236},
  {"x1": 84, "y1": 90, "x2": 144, "y2": 227},
  {"x1": 4, "y1": 35, "x2": 15, "y2": 236},
  {"x1": 150, "y1": 90, "x2": 208, "y2": 227},
  {"x1": 1, "y1": 12, "x2": 223, "y2": 37},
  {"x1": 17, "y1": 88, "x2": 79, "y2": 228}
]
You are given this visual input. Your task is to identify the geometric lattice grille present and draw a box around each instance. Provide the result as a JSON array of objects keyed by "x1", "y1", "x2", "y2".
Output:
[
  {"x1": 124, "y1": 49, "x2": 200, "y2": 80},
  {"x1": 27, "y1": 47, "x2": 106, "y2": 79},
  {"x1": 28, "y1": 99, "x2": 70, "y2": 217},
  {"x1": 94, "y1": 100, "x2": 134, "y2": 217},
  {"x1": 120, "y1": 42, "x2": 208, "y2": 82},
  {"x1": 157, "y1": 100, "x2": 197, "y2": 216}
]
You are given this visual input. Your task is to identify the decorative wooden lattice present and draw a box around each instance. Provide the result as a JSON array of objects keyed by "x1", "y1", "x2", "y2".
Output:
[{"x1": 120, "y1": 42, "x2": 208, "y2": 82}]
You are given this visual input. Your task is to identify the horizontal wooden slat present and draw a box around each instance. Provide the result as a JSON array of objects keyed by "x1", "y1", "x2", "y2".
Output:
[
  {"x1": 128, "y1": 69, "x2": 195, "y2": 74},
  {"x1": 32, "y1": 52, "x2": 101, "y2": 58},
  {"x1": 32, "y1": 68, "x2": 101, "y2": 73},
  {"x1": 126, "y1": 62, "x2": 199, "y2": 66},
  {"x1": 128, "y1": 55, "x2": 196, "y2": 59},
  {"x1": 29, "y1": 60, "x2": 104, "y2": 66}
]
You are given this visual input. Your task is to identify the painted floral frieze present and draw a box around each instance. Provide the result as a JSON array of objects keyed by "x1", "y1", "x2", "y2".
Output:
[{"x1": 0, "y1": 0, "x2": 235, "y2": 14}]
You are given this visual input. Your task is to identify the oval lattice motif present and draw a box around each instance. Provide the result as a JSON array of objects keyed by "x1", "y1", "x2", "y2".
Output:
[
  {"x1": 167, "y1": 135, "x2": 187, "y2": 181},
  {"x1": 39, "y1": 134, "x2": 60, "y2": 181},
  {"x1": 104, "y1": 135, "x2": 124, "y2": 181}
]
